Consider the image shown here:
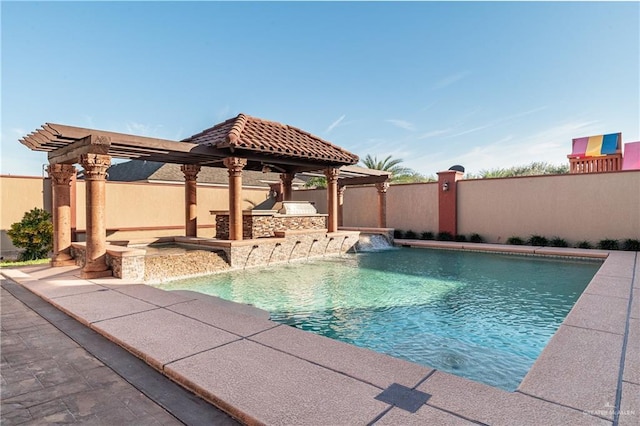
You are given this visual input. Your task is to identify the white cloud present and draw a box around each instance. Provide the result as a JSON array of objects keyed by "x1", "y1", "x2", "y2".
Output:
[
  {"x1": 125, "y1": 122, "x2": 164, "y2": 137},
  {"x1": 325, "y1": 114, "x2": 346, "y2": 133},
  {"x1": 385, "y1": 119, "x2": 415, "y2": 131},
  {"x1": 432, "y1": 71, "x2": 470, "y2": 90},
  {"x1": 418, "y1": 129, "x2": 450, "y2": 140},
  {"x1": 447, "y1": 106, "x2": 547, "y2": 138}
]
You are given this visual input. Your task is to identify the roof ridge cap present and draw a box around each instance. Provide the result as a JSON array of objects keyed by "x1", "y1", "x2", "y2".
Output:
[{"x1": 228, "y1": 113, "x2": 249, "y2": 144}]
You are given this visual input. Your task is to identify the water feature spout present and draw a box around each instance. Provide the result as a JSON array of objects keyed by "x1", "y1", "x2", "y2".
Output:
[
  {"x1": 288, "y1": 241, "x2": 301, "y2": 263},
  {"x1": 244, "y1": 244, "x2": 259, "y2": 269},
  {"x1": 307, "y1": 239, "x2": 318, "y2": 260}
]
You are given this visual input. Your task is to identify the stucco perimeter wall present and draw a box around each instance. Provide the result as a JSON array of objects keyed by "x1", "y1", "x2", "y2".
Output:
[
  {"x1": 2, "y1": 176, "x2": 270, "y2": 256},
  {"x1": 294, "y1": 183, "x2": 439, "y2": 232},
  {"x1": 75, "y1": 181, "x2": 269, "y2": 239},
  {"x1": 0, "y1": 176, "x2": 52, "y2": 258},
  {"x1": 386, "y1": 183, "x2": 439, "y2": 232},
  {"x1": 457, "y1": 171, "x2": 640, "y2": 244},
  {"x1": 293, "y1": 172, "x2": 639, "y2": 244}
]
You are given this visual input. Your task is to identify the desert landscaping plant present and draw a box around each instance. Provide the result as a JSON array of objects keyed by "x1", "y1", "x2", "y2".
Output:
[
  {"x1": 455, "y1": 234, "x2": 467, "y2": 242},
  {"x1": 7, "y1": 208, "x2": 53, "y2": 261},
  {"x1": 507, "y1": 236, "x2": 525, "y2": 245},
  {"x1": 469, "y1": 233, "x2": 484, "y2": 243},
  {"x1": 393, "y1": 229, "x2": 405, "y2": 239},
  {"x1": 622, "y1": 239, "x2": 640, "y2": 251},
  {"x1": 576, "y1": 241, "x2": 593, "y2": 249},
  {"x1": 528, "y1": 235, "x2": 549, "y2": 246},
  {"x1": 598, "y1": 239, "x2": 619, "y2": 250},
  {"x1": 404, "y1": 230, "x2": 418, "y2": 239},
  {"x1": 436, "y1": 232, "x2": 453, "y2": 241},
  {"x1": 549, "y1": 237, "x2": 569, "y2": 247},
  {"x1": 420, "y1": 231, "x2": 434, "y2": 240}
]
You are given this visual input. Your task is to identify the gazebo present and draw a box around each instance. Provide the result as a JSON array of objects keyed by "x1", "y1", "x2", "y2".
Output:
[{"x1": 20, "y1": 114, "x2": 390, "y2": 278}]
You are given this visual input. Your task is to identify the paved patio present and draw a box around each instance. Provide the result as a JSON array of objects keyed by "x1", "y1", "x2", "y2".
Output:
[
  {"x1": 0, "y1": 279, "x2": 238, "y2": 425},
  {"x1": 1, "y1": 243, "x2": 638, "y2": 425}
]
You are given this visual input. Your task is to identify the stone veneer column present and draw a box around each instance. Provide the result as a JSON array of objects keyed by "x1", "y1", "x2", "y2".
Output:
[
  {"x1": 280, "y1": 173, "x2": 295, "y2": 201},
  {"x1": 80, "y1": 153, "x2": 111, "y2": 278},
  {"x1": 437, "y1": 170, "x2": 465, "y2": 236},
  {"x1": 47, "y1": 163, "x2": 76, "y2": 266},
  {"x1": 337, "y1": 185, "x2": 346, "y2": 227},
  {"x1": 375, "y1": 181, "x2": 390, "y2": 228},
  {"x1": 224, "y1": 157, "x2": 247, "y2": 240},
  {"x1": 324, "y1": 168, "x2": 340, "y2": 232},
  {"x1": 181, "y1": 164, "x2": 201, "y2": 237}
]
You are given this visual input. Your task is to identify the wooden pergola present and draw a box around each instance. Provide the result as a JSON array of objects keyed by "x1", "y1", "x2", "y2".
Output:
[{"x1": 20, "y1": 114, "x2": 389, "y2": 278}]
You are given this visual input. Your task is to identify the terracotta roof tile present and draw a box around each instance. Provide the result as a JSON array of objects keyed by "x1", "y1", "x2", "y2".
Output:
[{"x1": 183, "y1": 114, "x2": 359, "y2": 165}]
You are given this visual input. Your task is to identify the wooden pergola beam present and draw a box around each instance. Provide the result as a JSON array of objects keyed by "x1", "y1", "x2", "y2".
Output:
[{"x1": 48, "y1": 135, "x2": 111, "y2": 164}]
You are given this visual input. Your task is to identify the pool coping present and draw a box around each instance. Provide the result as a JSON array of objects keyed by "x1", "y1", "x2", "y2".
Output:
[{"x1": 1, "y1": 244, "x2": 637, "y2": 425}]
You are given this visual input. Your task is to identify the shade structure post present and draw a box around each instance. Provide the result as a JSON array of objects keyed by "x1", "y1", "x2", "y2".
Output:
[
  {"x1": 324, "y1": 168, "x2": 340, "y2": 232},
  {"x1": 280, "y1": 172, "x2": 295, "y2": 201},
  {"x1": 181, "y1": 164, "x2": 201, "y2": 237},
  {"x1": 47, "y1": 163, "x2": 76, "y2": 266},
  {"x1": 80, "y1": 153, "x2": 111, "y2": 278},
  {"x1": 224, "y1": 157, "x2": 247, "y2": 240}
]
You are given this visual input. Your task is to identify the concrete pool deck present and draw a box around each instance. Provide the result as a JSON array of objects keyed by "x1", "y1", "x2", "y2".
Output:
[{"x1": 1, "y1": 243, "x2": 638, "y2": 425}]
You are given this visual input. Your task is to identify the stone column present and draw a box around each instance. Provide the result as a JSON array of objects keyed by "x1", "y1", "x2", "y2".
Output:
[
  {"x1": 280, "y1": 173, "x2": 295, "y2": 201},
  {"x1": 324, "y1": 168, "x2": 340, "y2": 232},
  {"x1": 80, "y1": 153, "x2": 111, "y2": 278},
  {"x1": 337, "y1": 185, "x2": 346, "y2": 227},
  {"x1": 47, "y1": 164, "x2": 76, "y2": 266},
  {"x1": 375, "y1": 181, "x2": 390, "y2": 228},
  {"x1": 224, "y1": 157, "x2": 247, "y2": 240},
  {"x1": 181, "y1": 164, "x2": 201, "y2": 237}
]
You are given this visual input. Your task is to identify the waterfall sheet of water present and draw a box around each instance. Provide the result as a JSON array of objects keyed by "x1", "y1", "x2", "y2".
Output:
[{"x1": 356, "y1": 234, "x2": 395, "y2": 252}]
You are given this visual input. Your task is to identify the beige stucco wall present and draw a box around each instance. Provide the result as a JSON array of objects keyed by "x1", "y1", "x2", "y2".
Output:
[
  {"x1": 0, "y1": 176, "x2": 51, "y2": 258},
  {"x1": 3, "y1": 171, "x2": 638, "y2": 257},
  {"x1": 80, "y1": 181, "x2": 269, "y2": 238},
  {"x1": 457, "y1": 171, "x2": 640, "y2": 244},
  {"x1": 294, "y1": 183, "x2": 439, "y2": 233},
  {"x1": 2, "y1": 176, "x2": 270, "y2": 255},
  {"x1": 387, "y1": 183, "x2": 439, "y2": 233}
]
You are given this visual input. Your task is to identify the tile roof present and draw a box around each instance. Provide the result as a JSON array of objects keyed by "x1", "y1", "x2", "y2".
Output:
[{"x1": 183, "y1": 114, "x2": 359, "y2": 166}]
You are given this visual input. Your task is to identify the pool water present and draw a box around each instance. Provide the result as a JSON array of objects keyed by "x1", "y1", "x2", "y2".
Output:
[{"x1": 156, "y1": 248, "x2": 601, "y2": 391}]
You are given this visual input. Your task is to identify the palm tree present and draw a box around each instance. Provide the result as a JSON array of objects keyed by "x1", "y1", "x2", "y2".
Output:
[{"x1": 361, "y1": 154, "x2": 412, "y2": 177}]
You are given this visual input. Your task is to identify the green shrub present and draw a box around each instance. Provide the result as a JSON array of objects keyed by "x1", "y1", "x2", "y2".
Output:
[
  {"x1": 436, "y1": 232, "x2": 453, "y2": 241},
  {"x1": 455, "y1": 234, "x2": 467, "y2": 242},
  {"x1": 576, "y1": 241, "x2": 593, "y2": 249},
  {"x1": 528, "y1": 235, "x2": 548, "y2": 246},
  {"x1": 469, "y1": 233, "x2": 484, "y2": 243},
  {"x1": 7, "y1": 208, "x2": 53, "y2": 261},
  {"x1": 507, "y1": 236, "x2": 524, "y2": 245},
  {"x1": 404, "y1": 230, "x2": 418, "y2": 239},
  {"x1": 549, "y1": 237, "x2": 569, "y2": 247},
  {"x1": 393, "y1": 229, "x2": 405, "y2": 239},
  {"x1": 420, "y1": 231, "x2": 434, "y2": 240},
  {"x1": 622, "y1": 239, "x2": 640, "y2": 251},
  {"x1": 598, "y1": 239, "x2": 619, "y2": 250}
]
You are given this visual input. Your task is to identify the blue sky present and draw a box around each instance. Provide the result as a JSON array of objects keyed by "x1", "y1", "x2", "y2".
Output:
[{"x1": 2, "y1": 1, "x2": 639, "y2": 177}]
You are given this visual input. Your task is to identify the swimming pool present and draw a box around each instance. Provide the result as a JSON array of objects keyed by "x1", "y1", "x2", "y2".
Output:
[{"x1": 156, "y1": 247, "x2": 601, "y2": 391}]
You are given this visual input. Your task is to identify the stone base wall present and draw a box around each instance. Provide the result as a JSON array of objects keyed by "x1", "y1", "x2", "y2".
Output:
[
  {"x1": 221, "y1": 230, "x2": 360, "y2": 269},
  {"x1": 216, "y1": 214, "x2": 327, "y2": 239},
  {"x1": 67, "y1": 231, "x2": 359, "y2": 282},
  {"x1": 143, "y1": 250, "x2": 229, "y2": 283},
  {"x1": 108, "y1": 254, "x2": 145, "y2": 281}
]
